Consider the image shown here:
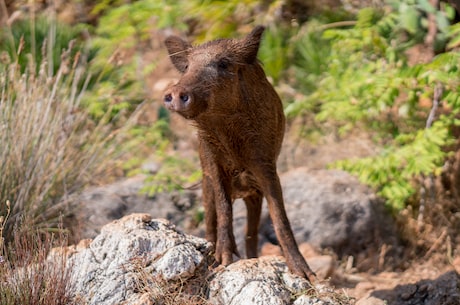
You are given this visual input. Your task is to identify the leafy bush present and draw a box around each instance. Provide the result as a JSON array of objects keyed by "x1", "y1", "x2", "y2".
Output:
[
  {"x1": 257, "y1": 24, "x2": 294, "y2": 84},
  {"x1": 291, "y1": 20, "x2": 333, "y2": 94},
  {"x1": 387, "y1": 0, "x2": 456, "y2": 51},
  {"x1": 79, "y1": 1, "x2": 193, "y2": 196},
  {"x1": 0, "y1": 15, "x2": 89, "y2": 74},
  {"x1": 288, "y1": 5, "x2": 460, "y2": 211},
  {"x1": 121, "y1": 118, "x2": 202, "y2": 195},
  {"x1": 86, "y1": 0, "x2": 186, "y2": 120},
  {"x1": 186, "y1": 0, "x2": 262, "y2": 41},
  {"x1": 11, "y1": 0, "x2": 460, "y2": 217}
]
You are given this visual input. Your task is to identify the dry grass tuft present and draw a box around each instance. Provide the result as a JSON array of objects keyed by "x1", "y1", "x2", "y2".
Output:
[
  {"x1": 0, "y1": 230, "x2": 74, "y2": 305},
  {"x1": 297, "y1": 281, "x2": 356, "y2": 305},
  {"x1": 0, "y1": 7, "x2": 131, "y2": 304},
  {"x1": 0, "y1": 15, "x2": 122, "y2": 243},
  {"x1": 129, "y1": 256, "x2": 212, "y2": 305}
]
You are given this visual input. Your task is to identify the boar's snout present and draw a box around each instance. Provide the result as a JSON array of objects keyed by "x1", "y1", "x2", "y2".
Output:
[{"x1": 163, "y1": 85, "x2": 192, "y2": 113}]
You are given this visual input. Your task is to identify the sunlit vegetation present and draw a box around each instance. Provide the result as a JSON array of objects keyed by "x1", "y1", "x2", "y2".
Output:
[{"x1": 1, "y1": 0, "x2": 460, "y2": 301}]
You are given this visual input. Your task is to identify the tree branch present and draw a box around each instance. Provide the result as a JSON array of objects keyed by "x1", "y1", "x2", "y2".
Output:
[{"x1": 426, "y1": 83, "x2": 443, "y2": 129}]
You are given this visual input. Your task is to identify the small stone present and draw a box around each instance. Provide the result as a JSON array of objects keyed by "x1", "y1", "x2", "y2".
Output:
[
  {"x1": 260, "y1": 243, "x2": 282, "y2": 256},
  {"x1": 299, "y1": 243, "x2": 320, "y2": 258},
  {"x1": 356, "y1": 295, "x2": 386, "y2": 305},
  {"x1": 354, "y1": 281, "x2": 375, "y2": 295},
  {"x1": 453, "y1": 256, "x2": 460, "y2": 274},
  {"x1": 308, "y1": 255, "x2": 335, "y2": 280},
  {"x1": 399, "y1": 284, "x2": 417, "y2": 300}
]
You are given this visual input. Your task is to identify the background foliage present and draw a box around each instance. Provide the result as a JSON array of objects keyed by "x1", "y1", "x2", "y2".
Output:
[
  {"x1": 1, "y1": 0, "x2": 460, "y2": 260},
  {"x1": 286, "y1": 4, "x2": 460, "y2": 211},
  {"x1": 1, "y1": 0, "x2": 460, "y2": 301}
]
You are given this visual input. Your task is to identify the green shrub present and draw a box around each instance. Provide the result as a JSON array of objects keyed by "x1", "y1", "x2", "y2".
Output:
[
  {"x1": 86, "y1": 0, "x2": 186, "y2": 120},
  {"x1": 257, "y1": 24, "x2": 293, "y2": 84},
  {"x1": 288, "y1": 5, "x2": 460, "y2": 211},
  {"x1": 186, "y1": 0, "x2": 262, "y2": 42},
  {"x1": 0, "y1": 15, "x2": 90, "y2": 74},
  {"x1": 387, "y1": 0, "x2": 456, "y2": 51},
  {"x1": 291, "y1": 20, "x2": 333, "y2": 94}
]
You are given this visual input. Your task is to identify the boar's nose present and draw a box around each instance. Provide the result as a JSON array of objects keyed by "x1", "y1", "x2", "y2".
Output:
[{"x1": 163, "y1": 87, "x2": 191, "y2": 112}]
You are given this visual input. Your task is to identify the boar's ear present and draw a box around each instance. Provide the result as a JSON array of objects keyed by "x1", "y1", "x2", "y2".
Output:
[
  {"x1": 240, "y1": 26, "x2": 265, "y2": 64},
  {"x1": 165, "y1": 35, "x2": 191, "y2": 73}
]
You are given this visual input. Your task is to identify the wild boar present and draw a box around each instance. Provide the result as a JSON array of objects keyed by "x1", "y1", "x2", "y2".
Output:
[{"x1": 163, "y1": 26, "x2": 315, "y2": 281}]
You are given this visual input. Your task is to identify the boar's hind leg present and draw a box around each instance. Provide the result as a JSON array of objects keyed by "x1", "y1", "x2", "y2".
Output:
[
  {"x1": 244, "y1": 192, "x2": 263, "y2": 258},
  {"x1": 254, "y1": 165, "x2": 316, "y2": 281}
]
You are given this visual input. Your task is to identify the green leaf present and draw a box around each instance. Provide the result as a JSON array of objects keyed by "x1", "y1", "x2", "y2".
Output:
[
  {"x1": 444, "y1": 3, "x2": 456, "y2": 20},
  {"x1": 447, "y1": 23, "x2": 460, "y2": 49},
  {"x1": 399, "y1": 5, "x2": 420, "y2": 34},
  {"x1": 417, "y1": 0, "x2": 437, "y2": 14},
  {"x1": 435, "y1": 11, "x2": 450, "y2": 34}
]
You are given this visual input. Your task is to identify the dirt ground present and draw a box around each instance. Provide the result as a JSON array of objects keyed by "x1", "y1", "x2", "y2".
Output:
[{"x1": 335, "y1": 256, "x2": 459, "y2": 303}]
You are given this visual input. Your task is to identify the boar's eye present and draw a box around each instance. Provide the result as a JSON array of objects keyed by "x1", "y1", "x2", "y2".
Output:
[{"x1": 217, "y1": 59, "x2": 230, "y2": 70}]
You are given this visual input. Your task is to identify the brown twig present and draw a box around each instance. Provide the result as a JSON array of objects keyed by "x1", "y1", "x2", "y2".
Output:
[
  {"x1": 319, "y1": 21, "x2": 357, "y2": 31},
  {"x1": 424, "y1": 0, "x2": 440, "y2": 49},
  {"x1": 378, "y1": 243, "x2": 389, "y2": 271},
  {"x1": 426, "y1": 83, "x2": 443, "y2": 129},
  {"x1": 418, "y1": 83, "x2": 443, "y2": 228},
  {"x1": 424, "y1": 229, "x2": 447, "y2": 259}
]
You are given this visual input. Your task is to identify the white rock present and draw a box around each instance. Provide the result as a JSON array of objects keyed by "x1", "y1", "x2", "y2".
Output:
[
  {"x1": 57, "y1": 213, "x2": 349, "y2": 305},
  {"x1": 67, "y1": 214, "x2": 211, "y2": 305},
  {"x1": 209, "y1": 256, "x2": 346, "y2": 305}
]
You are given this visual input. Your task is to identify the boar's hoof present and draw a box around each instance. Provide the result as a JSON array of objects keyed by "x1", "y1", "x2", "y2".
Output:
[
  {"x1": 215, "y1": 237, "x2": 240, "y2": 266},
  {"x1": 286, "y1": 255, "x2": 317, "y2": 283}
]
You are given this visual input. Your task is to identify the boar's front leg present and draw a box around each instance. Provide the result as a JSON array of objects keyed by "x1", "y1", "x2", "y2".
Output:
[
  {"x1": 253, "y1": 164, "x2": 316, "y2": 281},
  {"x1": 202, "y1": 174, "x2": 217, "y2": 244},
  {"x1": 200, "y1": 143, "x2": 239, "y2": 266}
]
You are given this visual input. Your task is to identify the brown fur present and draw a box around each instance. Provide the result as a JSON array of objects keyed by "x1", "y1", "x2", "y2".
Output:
[{"x1": 163, "y1": 26, "x2": 315, "y2": 281}]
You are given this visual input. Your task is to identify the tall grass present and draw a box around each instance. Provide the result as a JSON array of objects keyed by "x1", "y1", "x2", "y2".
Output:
[
  {"x1": 0, "y1": 5, "x2": 141, "y2": 303},
  {"x1": 0, "y1": 17, "x2": 119, "y2": 243}
]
